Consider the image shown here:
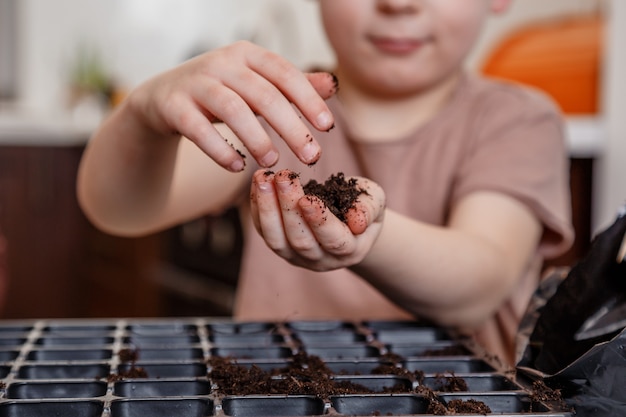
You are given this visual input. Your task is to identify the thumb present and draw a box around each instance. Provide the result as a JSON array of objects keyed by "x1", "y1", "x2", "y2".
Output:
[{"x1": 345, "y1": 178, "x2": 386, "y2": 235}]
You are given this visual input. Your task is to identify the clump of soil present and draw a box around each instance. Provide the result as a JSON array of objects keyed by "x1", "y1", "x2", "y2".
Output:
[
  {"x1": 303, "y1": 172, "x2": 367, "y2": 223},
  {"x1": 445, "y1": 399, "x2": 491, "y2": 414},
  {"x1": 118, "y1": 348, "x2": 139, "y2": 363},
  {"x1": 432, "y1": 372, "x2": 469, "y2": 392},
  {"x1": 107, "y1": 347, "x2": 148, "y2": 382},
  {"x1": 417, "y1": 385, "x2": 490, "y2": 416},
  {"x1": 529, "y1": 380, "x2": 571, "y2": 412},
  {"x1": 106, "y1": 365, "x2": 148, "y2": 382},
  {"x1": 371, "y1": 353, "x2": 423, "y2": 383}
]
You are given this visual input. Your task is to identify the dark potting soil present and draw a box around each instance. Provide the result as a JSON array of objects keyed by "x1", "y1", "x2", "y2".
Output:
[
  {"x1": 207, "y1": 352, "x2": 492, "y2": 415},
  {"x1": 107, "y1": 347, "x2": 148, "y2": 382},
  {"x1": 303, "y1": 172, "x2": 367, "y2": 223}
]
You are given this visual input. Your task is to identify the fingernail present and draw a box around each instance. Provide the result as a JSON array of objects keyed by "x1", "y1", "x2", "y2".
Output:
[
  {"x1": 256, "y1": 180, "x2": 273, "y2": 193},
  {"x1": 329, "y1": 72, "x2": 339, "y2": 93},
  {"x1": 299, "y1": 196, "x2": 316, "y2": 214},
  {"x1": 300, "y1": 141, "x2": 320, "y2": 164},
  {"x1": 316, "y1": 111, "x2": 333, "y2": 130},
  {"x1": 229, "y1": 158, "x2": 245, "y2": 172},
  {"x1": 260, "y1": 150, "x2": 278, "y2": 167}
]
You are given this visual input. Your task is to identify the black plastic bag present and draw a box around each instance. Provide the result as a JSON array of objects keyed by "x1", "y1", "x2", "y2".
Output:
[{"x1": 517, "y1": 206, "x2": 626, "y2": 416}]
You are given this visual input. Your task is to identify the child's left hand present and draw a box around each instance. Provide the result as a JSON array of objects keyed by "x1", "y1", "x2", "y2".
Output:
[{"x1": 249, "y1": 169, "x2": 385, "y2": 271}]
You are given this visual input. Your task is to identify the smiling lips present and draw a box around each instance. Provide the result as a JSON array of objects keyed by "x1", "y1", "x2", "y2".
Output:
[{"x1": 369, "y1": 36, "x2": 427, "y2": 55}]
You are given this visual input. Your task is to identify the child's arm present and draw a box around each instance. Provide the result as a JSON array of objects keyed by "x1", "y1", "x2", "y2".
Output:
[
  {"x1": 249, "y1": 169, "x2": 541, "y2": 332},
  {"x1": 77, "y1": 41, "x2": 336, "y2": 236},
  {"x1": 355, "y1": 191, "x2": 542, "y2": 331}
]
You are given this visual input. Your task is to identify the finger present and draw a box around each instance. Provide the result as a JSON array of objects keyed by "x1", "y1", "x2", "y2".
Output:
[
  {"x1": 305, "y1": 72, "x2": 339, "y2": 101},
  {"x1": 345, "y1": 179, "x2": 386, "y2": 235},
  {"x1": 194, "y1": 78, "x2": 280, "y2": 168},
  {"x1": 247, "y1": 50, "x2": 336, "y2": 132},
  {"x1": 250, "y1": 170, "x2": 293, "y2": 258},
  {"x1": 273, "y1": 170, "x2": 324, "y2": 261},
  {"x1": 345, "y1": 203, "x2": 369, "y2": 235},
  {"x1": 298, "y1": 194, "x2": 357, "y2": 256},
  {"x1": 222, "y1": 67, "x2": 323, "y2": 166},
  {"x1": 165, "y1": 98, "x2": 247, "y2": 172}
]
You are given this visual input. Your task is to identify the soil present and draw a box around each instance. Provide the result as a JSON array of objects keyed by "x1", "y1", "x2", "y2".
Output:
[
  {"x1": 107, "y1": 348, "x2": 148, "y2": 382},
  {"x1": 208, "y1": 351, "x2": 492, "y2": 415},
  {"x1": 432, "y1": 372, "x2": 469, "y2": 392},
  {"x1": 118, "y1": 347, "x2": 139, "y2": 363},
  {"x1": 303, "y1": 172, "x2": 367, "y2": 223},
  {"x1": 529, "y1": 380, "x2": 571, "y2": 413}
]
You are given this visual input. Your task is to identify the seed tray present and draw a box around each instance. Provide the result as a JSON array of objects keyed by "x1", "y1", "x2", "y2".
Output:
[{"x1": 0, "y1": 318, "x2": 573, "y2": 417}]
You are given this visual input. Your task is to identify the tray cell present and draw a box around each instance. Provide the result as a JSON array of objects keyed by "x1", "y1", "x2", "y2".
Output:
[
  {"x1": 209, "y1": 333, "x2": 284, "y2": 346},
  {"x1": 43, "y1": 324, "x2": 115, "y2": 336},
  {"x1": 332, "y1": 375, "x2": 414, "y2": 392},
  {"x1": 209, "y1": 322, "x2": 276, "y2": 335},
  {"x1": 293, "y1": 331, "x2": 366, "y2": 345},
  {"x1": 110, "y1": 398, "x2": 212, "y2": 417},
  {"x1": 124, "y1": 334, "x2": 200, "y2": 348},
  {"x1": 6, "y1": 381, "x2": 107, "y2": 399},
  {"x1": 287, "y1": 320, "x2": 353, "y2": 332},
  {"x1": 0, "y1": 400, "x2": 103, "y2": 417},
  {"x1": 123, "y1": 335, "x2": 200, "y2": 347},
  {"x1": 117, "y1": 362, "x2": 207, "y2": 378},
  {"x1": 27, "y1": 349, "x2": 112, "y2": 361},
  {"x1": 222, "y1": 395, "x2": 326, "y2": 417},
  {"x1": 128, "y1": 322, "x2": 196, "y2": 335},
  {"x1": 304, "y1": 345, "x2": 380, "y2": 359},
  {"x1": 35, "y1": 336, "x2": 114, "y2": 347},
  {"x1": 17, "y1": 364, "x2": 110, "y2": 380},
  {"x1": 387, "y1": 341, "x2": 471, "y2": 357},
  {"x1": 126, "y1": 347, "x2": 203, "y2": 361},
  {"x1": 0, "y1": 350, "x2": 18, "y2": 362},
  {"x1": 439, "y1": 393, "x2": 550, "y2": 413},
  {"x1": 331, "y1": 394, "x2": 429, "y2": 415},
  {"x1": 404, "y1": 358, "x2": 495, "y2": 374},
  {"x1": 0, "y1": 338, "x2": 26, "y2": 348},
  {"x1": 210, "y1": 346, "x2": 292, "y2": 360},
  {"x1": 324, "y1": 359, "x2": 386, "y2": 375},
  {"x1": 0, "y1": 365, "x2": 11, "y2": 378},
  {"x1": 422, "y1": 374, "x2": 522, "y2": 392},
  {"x1": 0, "y1": 325, "x2": 32, "y2": 333},
  {"x1": 114, "y1": 380, "x2": 212, "y2": 398},
  {"x1": 212, "y1": 359, "x2": 291, "y2": 372}
]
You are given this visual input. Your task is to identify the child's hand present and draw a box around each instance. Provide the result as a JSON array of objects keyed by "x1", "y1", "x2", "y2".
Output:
[
  {"x1": 249, "y1": 169, "x2": 385, "y2": 271},
  {"x1": 128, "y1": 41, "x2": 337, "y2": 171}
]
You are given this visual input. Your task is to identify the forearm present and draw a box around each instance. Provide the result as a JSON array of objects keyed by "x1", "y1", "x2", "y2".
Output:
[
  {"x1": 77, "y1": 98, "x2": 180, "y2": 236},
  {"x1": 352, "y1": 207, "x2": 535, "y2": 331}
]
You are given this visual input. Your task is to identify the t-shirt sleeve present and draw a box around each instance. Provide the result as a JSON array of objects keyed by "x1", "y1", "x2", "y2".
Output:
[{"x1": 451, "y1": 85, "x2": 575, "y2": 259}]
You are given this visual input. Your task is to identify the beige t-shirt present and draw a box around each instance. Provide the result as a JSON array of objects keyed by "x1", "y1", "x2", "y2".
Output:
[{"x1": 233, "y1": 73, "x2": 574, "y2": 365}]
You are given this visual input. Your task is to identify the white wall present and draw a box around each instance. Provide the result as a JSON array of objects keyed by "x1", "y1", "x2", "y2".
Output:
[{"x1": 15, "y1": 0, "x2": 333, "y2": 113}]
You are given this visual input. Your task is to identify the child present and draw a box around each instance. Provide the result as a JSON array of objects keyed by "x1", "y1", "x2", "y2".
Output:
[{"x1": 77, "y1": 0, "x2": 574, "y2": 365}]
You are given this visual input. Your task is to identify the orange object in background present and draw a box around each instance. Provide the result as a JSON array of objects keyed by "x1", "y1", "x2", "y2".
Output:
[{"x1": 481, "y1": 14, "x2": 603, "y2": 114}]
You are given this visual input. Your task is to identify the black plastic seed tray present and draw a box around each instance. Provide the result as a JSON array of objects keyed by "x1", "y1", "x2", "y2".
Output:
[{"x1": 0, "y1": 318, "x2": 573, "y2": 417}]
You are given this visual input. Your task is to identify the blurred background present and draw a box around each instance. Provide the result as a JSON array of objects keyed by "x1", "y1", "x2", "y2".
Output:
[{"x1": 0, "y1": 0, "x2": 624, "y2": 319}]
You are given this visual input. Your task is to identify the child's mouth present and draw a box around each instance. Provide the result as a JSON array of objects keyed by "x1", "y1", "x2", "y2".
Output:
[{"x1": 369, "y1": 36, "x2": 426, "y2": 55}]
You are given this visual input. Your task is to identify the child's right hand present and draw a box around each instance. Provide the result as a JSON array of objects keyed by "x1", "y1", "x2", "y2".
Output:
[{"x1": 127, "y1": 40, "x2": 337, "y2": 172}]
